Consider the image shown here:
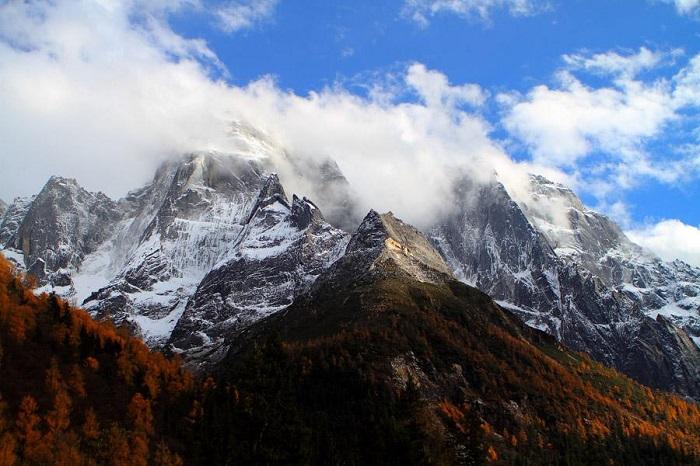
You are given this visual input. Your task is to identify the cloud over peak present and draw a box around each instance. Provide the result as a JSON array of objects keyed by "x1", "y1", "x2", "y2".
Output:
[
  {"x1": 627, "y1": 219, "x2": 700, "y2": 267},
  {"x1": 0, "y1": 1, "x2": 697, "y2": 265}
]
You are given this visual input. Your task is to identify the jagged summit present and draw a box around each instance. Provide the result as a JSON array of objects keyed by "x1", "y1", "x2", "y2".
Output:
[
  {"x1": 245, "y1": 173, "x2": 288, "y2": 223},
  {"x1": 169, "y1": 173, "x2": 349, "y2": 359},
  {"x1": 11, "y1": 175, "x2": 121, "y2": 287},
  {"x1": 321, "y1": 210, "x2": 453, "y2": 289}
]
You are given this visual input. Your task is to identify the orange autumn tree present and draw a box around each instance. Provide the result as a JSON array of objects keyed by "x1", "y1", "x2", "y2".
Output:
[{"x1": 0, "y1": 256, "x2": 192, "y2": 465}]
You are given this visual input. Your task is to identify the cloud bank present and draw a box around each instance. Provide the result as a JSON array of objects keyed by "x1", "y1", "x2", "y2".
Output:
[
  {"x1": 627, "y1": 220, "x2": 700, "y2": 267},
  {"x1": 0, "y1": 1, "x2": 697, "y2": 264},
  {"x1": 0, "y1": 0, "x2": 541, "y2": 230}
]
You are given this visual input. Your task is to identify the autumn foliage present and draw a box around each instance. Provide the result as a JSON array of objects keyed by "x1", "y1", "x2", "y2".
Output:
[
  {"x1": 1, "y1": 254, "x2": 700, "y2": 465},
  {"x1": 0, "y1": 256, "x2": 193, "y2": 465}
]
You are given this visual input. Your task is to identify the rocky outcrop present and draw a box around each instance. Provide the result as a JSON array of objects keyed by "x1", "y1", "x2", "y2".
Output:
[{"x1": 2, "y1": 178, "x2": 121, "y2": 288}]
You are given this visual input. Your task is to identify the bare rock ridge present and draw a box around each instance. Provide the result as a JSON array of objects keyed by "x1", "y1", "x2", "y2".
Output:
[{"x1": 320, "y1": 210, "x2": 453, "y2": 289}]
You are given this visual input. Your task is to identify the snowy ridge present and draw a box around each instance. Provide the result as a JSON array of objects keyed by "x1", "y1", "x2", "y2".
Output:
[
  {"x1": 170, "y1": 174, "x2": 349, "y2": 356},
  {"x1": 431, "y1": 173, "x2": 700, "y2": 398},
  {"x1": 519, "y1": 174, "x2": 700, "y2": 339}
]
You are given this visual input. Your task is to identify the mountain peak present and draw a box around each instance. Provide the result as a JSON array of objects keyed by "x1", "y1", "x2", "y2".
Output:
[
  {"x1": 246, "y1": 174, "x2": 289, "y2": 224},
  {"x1": 45, "y1": 175, "x2": 79, "y2": 186},
  {"x1": 290, "y1": 194, "x2": 324, "y2": 229},
  {"x1": 331, "y1": 210, "x2": 453, "y2": 285}
]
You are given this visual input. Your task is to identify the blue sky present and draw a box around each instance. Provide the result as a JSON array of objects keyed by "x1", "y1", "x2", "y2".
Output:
[
  {"x1": 1, "y1": 0, "x2": 699, "y2": 264},
  {"x1": 169, "y1": 0, "x2": 700, "y2": 225}
]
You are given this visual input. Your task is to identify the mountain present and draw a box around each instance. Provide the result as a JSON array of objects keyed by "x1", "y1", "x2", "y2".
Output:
[
  {"x1": 430, "y1": 174, "x2": 700, "y2": 398},
  {"x1": 169, "y1": 174, "x2": 348, "y2": 361},
  {"x1": 523, "y1": 174, "x2": 700, "y2": 339},
  {"x1": 5, "y1": 232, "x2": 700, "y2": 464},
  {"x1": 1, "y1": 125, "x2": 699, "y2": 400},
  {"x1": 16, "y1": 177, "x2": 122, "y2": 289},
  {"x1": 0, "y1": 127, "x2": 352, "y2": 351},
  {"x1": 200, "y1": 212, "x2": 700, "y2": 465}
]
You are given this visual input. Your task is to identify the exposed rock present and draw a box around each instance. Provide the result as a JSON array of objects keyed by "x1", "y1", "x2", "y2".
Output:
[
  {"x1": 430, "y1": 174, "x2": 700, "y2": 398},
  {"x1": 170, "y1": 174, "x2": 349, "y2": 357}
]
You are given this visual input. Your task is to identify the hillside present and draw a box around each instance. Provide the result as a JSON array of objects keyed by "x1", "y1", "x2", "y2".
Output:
[
  {"x1": 203, "y1": 213, "x2": 700, "y2": 465},
  {"x1": 0, "y1": 256, "x2": 194, "y2": 465},
  {"x1": 1, "y1": 248, "x2": 700, "y2": 464}
]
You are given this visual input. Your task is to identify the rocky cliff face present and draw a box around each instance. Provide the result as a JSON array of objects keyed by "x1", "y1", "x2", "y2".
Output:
[
  {"x1": 2, "y1": 178, "x2": 121, "y2": 288},
  {"x1": 0, "y1": 196, "x2": 34, "y2": 266},
  {"x1": 169, "y1": 174, "x2": 348, "y2": 356},
  {"x1": 430, "y1": 174, "x2": 700, "y2": 398}
]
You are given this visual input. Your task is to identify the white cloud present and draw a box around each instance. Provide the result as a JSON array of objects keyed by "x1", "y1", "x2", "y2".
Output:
[
  {"x1": 406, "y1": 63, "x2": 487, "y2": 108},
  {"x1": 673, "y1": 53, "x2": 700, "y2": 107},
  {"x1": 501, "y1": 70, "x2": 676, "y2": 167},
  {"x1": 0, "y1": 0, "x2": 539, "y2": 230},
  {"x1": 500, "y1": 48, "x2": 700, "y2": 201},
  {"x1": 657, "y1": 0, "x2": 700, "y2": 16},
  {"x1": 627, "y1": 220, "x2": 700, "y2": 267},
  {"x1": 562, "y1": 47, "x2": 668, "y2": 79},
  {"x1": 215, "y1": 0, "x2": 278, "y2": 33},
  {"x1": 402, "y1": 0, "x2": 544, "y2": 26}
]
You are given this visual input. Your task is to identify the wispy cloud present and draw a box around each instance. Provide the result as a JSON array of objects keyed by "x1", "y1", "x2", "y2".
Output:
[
  {"x1": 499, "y1": 47, "x2": 700, "y2": 211},
  {"x1": 627, "y1": 219, "x2": 700, "y2": 267},
  {"x1": 562, "y1": 47, "x2": 681, "y2": 79},
  {"x1": 402, "y1": 0, "x2": 547, "y2": 26},
  {"x1": 656, "y1": 0, "x2": 700, "y2": 17},
  {"x1": 215, "y1": 0, "x2": 278, "y2": 33}
]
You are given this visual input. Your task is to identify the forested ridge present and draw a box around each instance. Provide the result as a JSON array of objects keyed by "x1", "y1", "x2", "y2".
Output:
[{"x1": 1, "y1": 255, "x2": 700, "y2": 465}]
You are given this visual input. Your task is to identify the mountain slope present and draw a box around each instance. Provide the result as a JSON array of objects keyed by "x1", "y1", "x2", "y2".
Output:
[
  {"x1": 169, "y1": 174, "x2": 348, "y2": 359},
  {"x1": 430, "y1": 175, "x2": 700, "y2": 398},
  {"x1": 201, "y1": 212, "x2": 700, "y2": 465},
  {"x1": 0, "y1": 256, "x2": 193, "y2": 465},
  {"x1": 3, "y1": 219, "x2": 700, "y2": 464}
]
